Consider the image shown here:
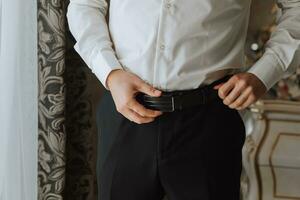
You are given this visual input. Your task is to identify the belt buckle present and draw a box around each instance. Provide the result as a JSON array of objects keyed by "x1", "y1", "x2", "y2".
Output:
[
  {"x1": 169, "y1": 90, "x2": 205, "y2": 111},
  {"x1": 168, "y1": 94, "x2": 182, "y2": 112},
  {"x1": 170, "y1": 96, "x2": 175, "y2": 112},
  {"x1": 157, "y1": 93, "x2": 176, "y2": 112}
]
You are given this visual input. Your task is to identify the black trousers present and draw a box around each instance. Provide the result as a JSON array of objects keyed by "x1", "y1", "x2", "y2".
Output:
[{"x1": 96, "y1": 83, "x2": 246, "y2": 200}]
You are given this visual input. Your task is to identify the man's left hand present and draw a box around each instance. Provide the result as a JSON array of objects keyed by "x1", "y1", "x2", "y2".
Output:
[{"x1": 213, "y1": 72, "x2": 267, "y2": 110}]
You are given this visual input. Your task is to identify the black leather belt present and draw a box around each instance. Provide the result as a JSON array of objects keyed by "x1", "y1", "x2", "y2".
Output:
[{"x1": 135, "y1": 74, "x2": 233, "y2": 112}]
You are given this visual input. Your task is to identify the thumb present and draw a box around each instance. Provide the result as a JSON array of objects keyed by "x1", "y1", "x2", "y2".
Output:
[
  {"x1": 213, "y1": 83, "x2": 224, "y2": 90},
  {"x1": 138, "y1": 81, "x2": 162, "y2": 97}
]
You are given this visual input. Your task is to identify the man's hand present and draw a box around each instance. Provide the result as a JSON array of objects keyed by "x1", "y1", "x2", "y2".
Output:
[
  {"x1": 213, "y1": 72, "x2": 267, "y2": 110},
  {"x1": 106, "y1": 69, "x2": 163, "y2": 124}
]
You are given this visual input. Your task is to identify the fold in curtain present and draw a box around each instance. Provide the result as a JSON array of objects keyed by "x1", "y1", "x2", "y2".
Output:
[{"x1": 0, "y1": 0, "x2": 38, "y2": 199}]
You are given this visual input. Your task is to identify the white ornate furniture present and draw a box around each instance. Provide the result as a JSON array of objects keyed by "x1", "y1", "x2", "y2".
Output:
[{"x1": 242, "y1": 100, "x2": 300, "y2": 200}]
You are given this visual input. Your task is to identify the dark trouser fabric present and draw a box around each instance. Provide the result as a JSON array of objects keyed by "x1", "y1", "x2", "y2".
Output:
[{"x1": 96, "y1": 87, "x2": 246, "y2": 200}]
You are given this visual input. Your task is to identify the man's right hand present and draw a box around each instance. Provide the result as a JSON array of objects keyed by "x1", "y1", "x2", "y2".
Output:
[{"x1": 106, "y1": 69, "x2": 163, "y2": 124}]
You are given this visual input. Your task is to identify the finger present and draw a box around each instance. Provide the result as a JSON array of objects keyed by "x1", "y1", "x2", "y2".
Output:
[
  {"x1": 223, "y1": 79, "x2": 249, "y2": 106},
  {"x1": 213, "y1": 83, "x2": 224, "y2": 90},
  {"x1": 124, "y1": 108, "x2": 155, "y2": 124},
  {"x1": 229, "y1": 87, "x2": 252, "y2": 109},
  {"x1": 223, "y1": 85, "x2": 243, "y2": 105},
  {"x1": 218, "y1": 79, "x2": 235, "y2": 99},
  {"x1": 137, "y1": 81, "x2": 161, "y2": 97},
  {"x1": 127, "y1": 99, "x2": 163, "y2": 117},
  {"x1": 238, "y1": 95, "x2": 256, "y2": 110}
]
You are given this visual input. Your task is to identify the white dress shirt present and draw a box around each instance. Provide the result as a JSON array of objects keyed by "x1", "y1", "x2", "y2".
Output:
[{"x1": 66, "y1": 0, "x2": 300, "y2": 92}]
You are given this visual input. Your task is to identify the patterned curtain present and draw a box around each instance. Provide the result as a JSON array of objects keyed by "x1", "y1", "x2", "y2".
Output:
[
  {"x1": 37, "y1": 0, "x2": 102, "y2": 199},
  {"x1": 37, "y1": 0, "x2": 67, "y2": 198}
]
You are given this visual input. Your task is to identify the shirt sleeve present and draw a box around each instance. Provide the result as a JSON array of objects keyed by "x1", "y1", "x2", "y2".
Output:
[
  {"x1": 66, "y1": 0, "x2": 123, "y2": 90},
  {"x1": 247, "y1": 0, "x2": 300, "y2": 91}
]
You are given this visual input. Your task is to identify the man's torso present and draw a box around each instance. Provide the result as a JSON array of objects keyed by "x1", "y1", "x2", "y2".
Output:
[{"x1": 108, "y1": 0, "x2": 252, "y2": 91}]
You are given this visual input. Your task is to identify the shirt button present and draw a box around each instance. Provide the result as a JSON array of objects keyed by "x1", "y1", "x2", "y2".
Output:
[
  {"x1": 166, "y1": 3, "x2": 172, "y2": 9},
  {"x1": 160, "y1": 44, "x2": 165, "y2": 50}
]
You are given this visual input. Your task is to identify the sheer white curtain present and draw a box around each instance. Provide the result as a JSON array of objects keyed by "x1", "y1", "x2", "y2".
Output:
[{"x1": 0, "y1": 0, "x2": 38, "y2": 199}]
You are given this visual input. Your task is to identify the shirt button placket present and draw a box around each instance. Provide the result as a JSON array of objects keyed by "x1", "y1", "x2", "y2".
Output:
[
  {"x1": 154, "y1": 0, "x2": 174, "y2": 90},
  {"x1": 165, "y1": 0, "x2": 174, "y2": 15}
]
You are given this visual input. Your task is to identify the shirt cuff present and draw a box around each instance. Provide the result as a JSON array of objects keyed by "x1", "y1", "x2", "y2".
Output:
[
  {"x1": 74, "y1": 43, "x2": 124, "y2": 90},
  {"x1": 246, "y1": 51, "x2": 285, "y2": 91},
  {"x1": 90, "y1": 49, "x2": 124, "y2": 90}
]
